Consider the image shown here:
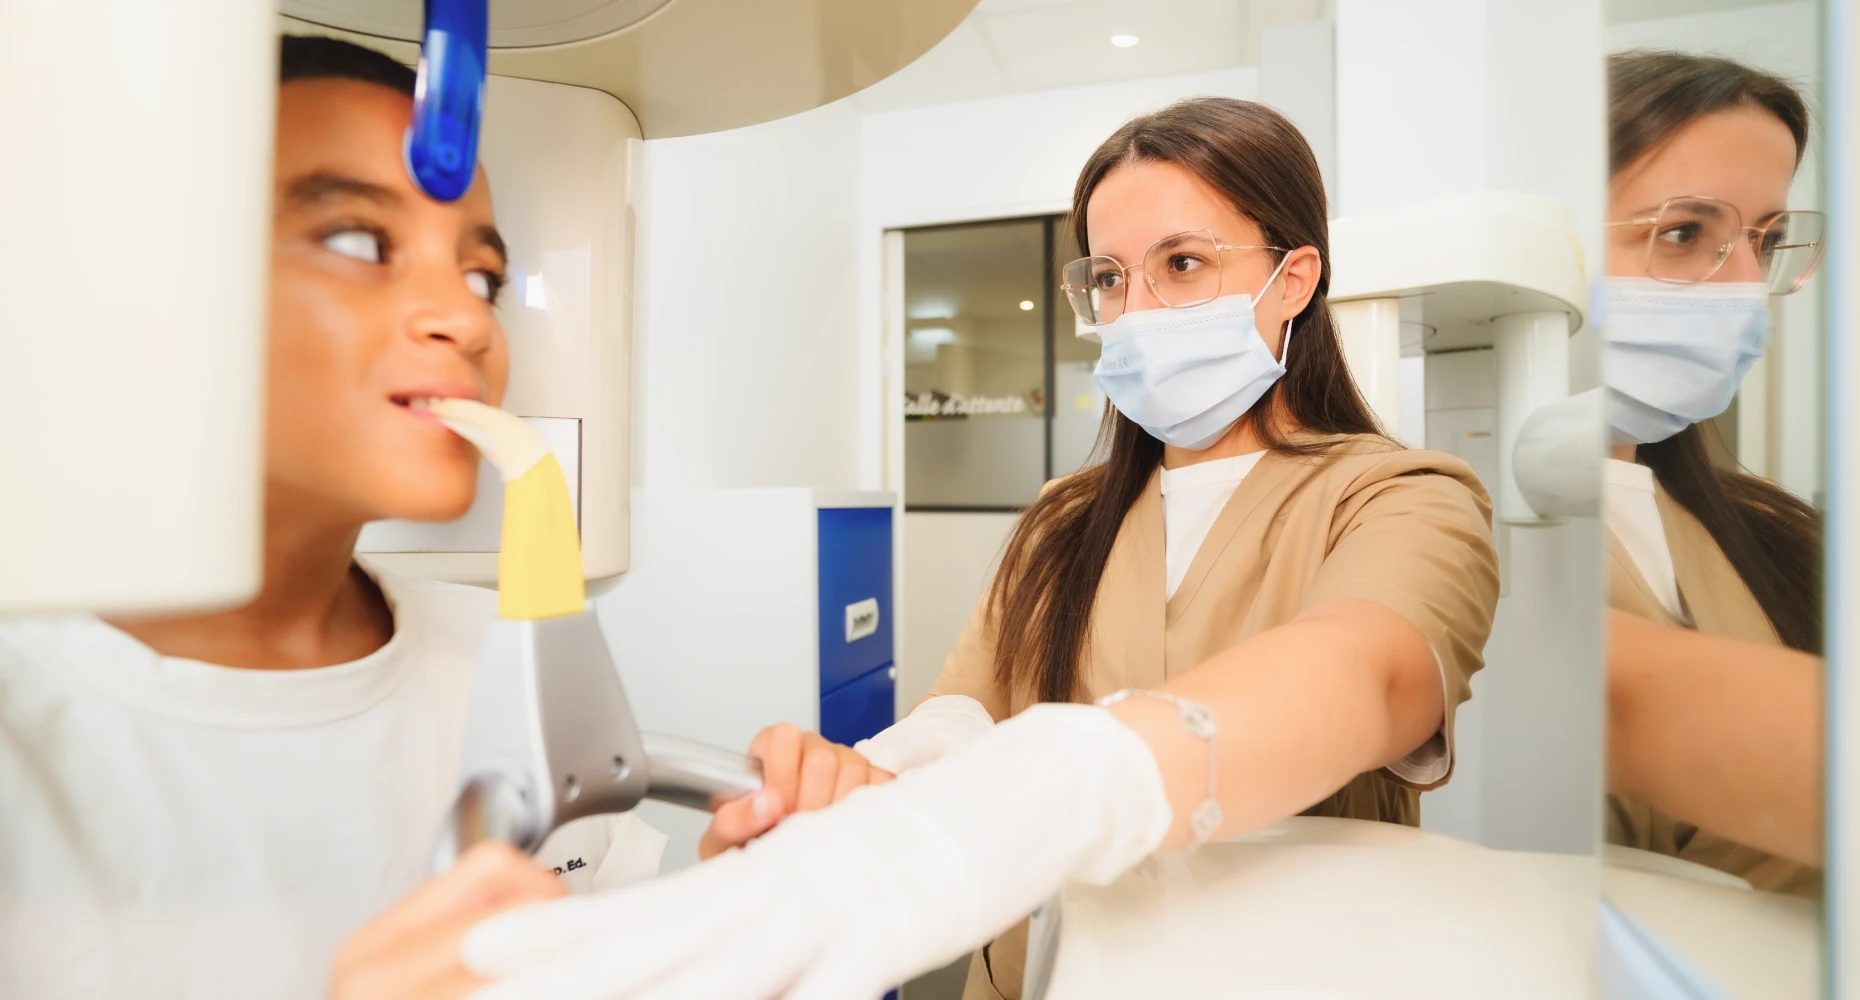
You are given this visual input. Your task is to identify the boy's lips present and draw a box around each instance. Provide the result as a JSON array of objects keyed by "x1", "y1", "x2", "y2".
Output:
[
  {"x1": 399, "y1": 404, "x2": 450, "y2": 431},
  {"x1": 388, "y1": 385, "x2": 481, "y2": 407},
  {"x1": 389, "y1": 387, "x2": 482, "y2": 432}
]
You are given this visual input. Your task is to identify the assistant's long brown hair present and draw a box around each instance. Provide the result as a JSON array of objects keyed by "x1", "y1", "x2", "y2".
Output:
[
  {"x1": 1609, "y1": 51, "x2": 1822, "y2": 652},
  {"x1": 989, "y1": 98, "x2": 1383, "y2": 705}
]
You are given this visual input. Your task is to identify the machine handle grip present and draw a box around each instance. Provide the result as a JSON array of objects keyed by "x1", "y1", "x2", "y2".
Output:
[
  {"x1": 641, "y1": 733, "x2": 765, "y2": 812},
  {"x1": 427, "y1": 766, "x2": 546, "y2": 876},
  {"x1": 428, "y1": 734, "x2": 762, "y2": 875}
]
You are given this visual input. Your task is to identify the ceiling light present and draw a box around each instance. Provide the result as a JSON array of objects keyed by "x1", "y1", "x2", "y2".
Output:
[
  {"x1": 1019, "y1": 300, "x2": 1035, "y2": 311},
  {"x1": 1110, "y1": 34, "x2": 1139, "y2": 48}
]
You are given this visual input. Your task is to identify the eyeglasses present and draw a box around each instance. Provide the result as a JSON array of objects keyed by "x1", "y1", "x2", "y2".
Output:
[
  {"x1": 1606, "y1": 196, "x2": 1825, "y2": 294},
  {"x1": 1061, "y1": 229, "x2": 1287, "y2": 326}
]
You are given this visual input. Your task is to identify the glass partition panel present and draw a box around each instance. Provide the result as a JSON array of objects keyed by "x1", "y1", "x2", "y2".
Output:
[
  {"x1": 1597, "y1": 3, "x2": 1828, "y2": 995},
  {"x1": 903, "y1": 218, "x2": 1054, "y2": 509}
]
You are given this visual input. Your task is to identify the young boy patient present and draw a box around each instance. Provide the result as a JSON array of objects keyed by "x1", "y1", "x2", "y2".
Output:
[{"x1": 0, "y1": 36, "x2": 661, "y2": 1000}]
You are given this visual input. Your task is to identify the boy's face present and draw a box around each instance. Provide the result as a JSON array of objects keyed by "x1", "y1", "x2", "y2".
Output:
[{"x1": 269, "y1": 78, "x2": 510, "y2": 525}]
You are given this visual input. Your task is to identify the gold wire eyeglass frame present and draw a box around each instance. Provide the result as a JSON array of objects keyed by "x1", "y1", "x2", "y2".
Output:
[
  {"x1": 1604, "y1": 195, "x2": 1826, "y2": 294},
  {"x1": 1060, "y1": 229, "x2": 1288, "y2": 326}
]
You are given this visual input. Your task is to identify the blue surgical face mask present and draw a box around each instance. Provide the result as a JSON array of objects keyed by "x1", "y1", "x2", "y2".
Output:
[
  {"x1": 1600, "y1": 277, "x2": 1769, "y2": 446},
  {"x1": 1091, "y1": 254, "x2": 1293, "y2": 450}
]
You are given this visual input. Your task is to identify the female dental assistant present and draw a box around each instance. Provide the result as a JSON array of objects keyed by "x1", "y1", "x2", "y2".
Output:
[
  {"x1": 458, "y1": 96, "x2": 1502, "y2": 1000},
  {"x1": 1599, "y1": 51, "x2": 1825, "y2": 896}
]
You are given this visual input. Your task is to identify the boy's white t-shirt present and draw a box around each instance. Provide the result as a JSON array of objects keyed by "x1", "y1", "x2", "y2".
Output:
[{"x1": 0, "y1": 564, "x2": 665, "y2": 1000}]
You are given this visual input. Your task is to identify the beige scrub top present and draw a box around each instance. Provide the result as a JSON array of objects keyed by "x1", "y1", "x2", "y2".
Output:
[
  {"x1": 931, "y1": 433, "x2": 1502, "y2": 1000},
  {"x1": 1605, "y1": 483, "x2": 1822, "y2": 898}
]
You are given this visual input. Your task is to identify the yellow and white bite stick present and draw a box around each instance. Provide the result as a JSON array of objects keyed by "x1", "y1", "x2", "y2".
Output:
[
  {"x1": 416, "y1": 398, "x2": 585, "y2": 620},
  {"x1": 417, "y1": 403, "x2": 762, "y2": 875}
]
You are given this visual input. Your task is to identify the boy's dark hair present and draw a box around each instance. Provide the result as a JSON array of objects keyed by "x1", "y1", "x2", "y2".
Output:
[{"x1": 280, "y1": 35, "x2": 416, "y2": 97}]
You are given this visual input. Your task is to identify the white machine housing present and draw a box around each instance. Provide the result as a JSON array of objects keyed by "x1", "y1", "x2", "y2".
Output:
[
  {"x1": 0, "y1": 0, "x2": 275, "y2": 614},
  {"x1": 1329, "y1": 192, "x2": 1588, "y2": 524},
  {"x1": 1030, "y1": 818, "x2": 1816, "y2": 1000}
]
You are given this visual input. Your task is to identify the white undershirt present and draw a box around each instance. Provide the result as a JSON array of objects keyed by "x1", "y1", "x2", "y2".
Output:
[
  {"x1": 0, "y1": 563, "x2": 664, "y2": 1000},
  {"x1": 1157, "y1": 450, "x2": 1449, "y2": 786},
  {"x1": 1160, "y1": 451, "x2": 1269, "y2": 600},
  {"x1": 1603, "y1": 459, "x2": 1690, "y2": 623}
]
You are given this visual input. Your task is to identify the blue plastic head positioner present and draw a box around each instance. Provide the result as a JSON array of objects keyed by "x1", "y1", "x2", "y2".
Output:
[{"x1": 405, "y1": 0, "x2": 488, "y2": 202}]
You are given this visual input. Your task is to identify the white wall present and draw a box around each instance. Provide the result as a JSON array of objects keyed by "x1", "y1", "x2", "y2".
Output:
[
  {"x1": 630, "y1": 101, "x2": 865, "y2": 491},
  {"x1": 859, "y1": 66, "x2": 1259, "y2": 230},
  {"x1": 1335, "y1": 1, "x2": 1604, "y2": 238},
  {"x1": 900, "y1": 512, "x2": 1019, "y2": 707}
]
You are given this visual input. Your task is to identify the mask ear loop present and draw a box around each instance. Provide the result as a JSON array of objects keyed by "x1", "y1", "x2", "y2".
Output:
[{"x1": 1252, "y1": 251, "x2": 1297, "y2": 366}]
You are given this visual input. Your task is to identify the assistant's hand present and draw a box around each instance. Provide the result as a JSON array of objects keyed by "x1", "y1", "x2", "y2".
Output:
[
  {"x1": 329, "y1": 842, "x2": 566, "y2": 1000},
  {"x1": 460, "y1": 704, "x2": 1172, "y2": 1000},
  {"x1": 697, "y1": 723, "x2": 894, "y2": 859}
]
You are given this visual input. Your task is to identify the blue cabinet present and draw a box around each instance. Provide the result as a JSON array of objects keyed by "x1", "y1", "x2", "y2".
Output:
[
  {"x1": 816, "y1": 506, "x2": 894, "y2": 695},
  {"x1": 819, "y1": 662, "x2": 896, "y2": 745},
  {"x1": 817, "y1": 505, "x2": 894, "y2": 744},
  {"x1": 818, "y1": 505, "x2": 899, "y2": 1000}
]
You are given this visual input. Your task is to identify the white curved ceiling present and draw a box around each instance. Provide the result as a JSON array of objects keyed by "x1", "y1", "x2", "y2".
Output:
[{"x1": 853, "y1": 0, "x2": 1330, "y2": 113}]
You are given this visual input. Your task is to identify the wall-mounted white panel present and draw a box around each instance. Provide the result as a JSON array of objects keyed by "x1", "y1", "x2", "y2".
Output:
[
  {"x1": 632, "y1": 100, "x2": 864, "y2": 492},
  {"x1": 1260, "y1": 20, "x2": 1338, "y2": 210},
  {"x1": 0, "y1": 0, "x2": 274, "y2": 614}
]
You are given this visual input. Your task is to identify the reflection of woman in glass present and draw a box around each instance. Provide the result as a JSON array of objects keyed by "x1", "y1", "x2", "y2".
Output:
[
  {"x1": 462, "y1": 99, "x2": 1503, "y2": 999},
  {"x1": 1602, "y1": 51, "x2": 1824, "y2": 895}
]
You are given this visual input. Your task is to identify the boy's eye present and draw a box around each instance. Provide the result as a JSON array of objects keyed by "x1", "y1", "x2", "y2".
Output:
[
  {"x1": 323, "y1": 229, "x2": 383, "y2": 264},
  {"x1": 465, "y1": 270, "x2": 496, "y2": 302}
]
